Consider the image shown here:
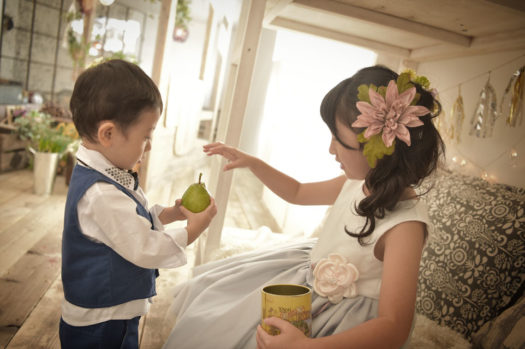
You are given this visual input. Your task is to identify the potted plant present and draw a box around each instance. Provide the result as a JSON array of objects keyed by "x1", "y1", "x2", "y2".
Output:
[{"x1": 13, "y1": 110, "x2": 78, "y2": 195}]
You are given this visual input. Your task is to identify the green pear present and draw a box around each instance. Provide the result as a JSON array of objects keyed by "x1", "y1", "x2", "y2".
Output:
[{"x1": 181, "y1": 173, "x2": 211, "y2": 213}]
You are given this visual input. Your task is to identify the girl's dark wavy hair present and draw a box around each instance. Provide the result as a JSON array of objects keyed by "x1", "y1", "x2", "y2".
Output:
[{"x1": 320, "y1": 65, "x2": 445, "y2": 245}]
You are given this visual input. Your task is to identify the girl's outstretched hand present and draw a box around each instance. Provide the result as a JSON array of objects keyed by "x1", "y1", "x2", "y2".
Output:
[
  {"x1": 203, "y1": 142, "x2": 253, "y2": 171},
  {"x1": 256, "y1": 317, "x2": 311, "y2": 349}
]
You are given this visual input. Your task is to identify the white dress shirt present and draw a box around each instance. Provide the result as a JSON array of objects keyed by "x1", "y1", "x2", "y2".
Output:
[{"x1": 62, "y1": 144, "x2": 188, "y2": 326}]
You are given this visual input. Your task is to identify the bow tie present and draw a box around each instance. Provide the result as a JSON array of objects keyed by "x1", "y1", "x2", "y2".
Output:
[{"x1": 129, "y1": 170, "x2": 139, "y2": 190}]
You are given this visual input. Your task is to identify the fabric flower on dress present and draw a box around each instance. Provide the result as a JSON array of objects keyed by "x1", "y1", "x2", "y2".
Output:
[
  {"x1": 352, "y1": 80, "x2": 430, "y2": 148},
  {"x1": 313, "y1": 254, "x2": 359, "y2": 304}
]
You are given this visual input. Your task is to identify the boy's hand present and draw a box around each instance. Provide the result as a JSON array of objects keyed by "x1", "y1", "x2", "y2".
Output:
[
  {"x1": 158, "y1": 199, "x2": 186, "y2": 225},
  {"x1": 180, "y1": 197, "x2": 217, "y2": 244},
  {"x1": 203, "y1": 142, "x2": 253, "y2": 171}
]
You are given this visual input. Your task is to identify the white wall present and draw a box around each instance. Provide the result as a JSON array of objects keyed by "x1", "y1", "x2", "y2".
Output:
[
  {"x1": 145, "y1": 0, "x2": 242, "y2": 192},
  {"x1": 245, "y1": 29, "x2": 377, "y2": 236},
  {"x1": 417, "y1": 50, "x2": 525, "y2": 188},
  {"x1": 145, "y1": 0, "x2": 210, "y2": 191},
  {"x1": 239, "y1": 29, "x2": 276, "y2": 156}
]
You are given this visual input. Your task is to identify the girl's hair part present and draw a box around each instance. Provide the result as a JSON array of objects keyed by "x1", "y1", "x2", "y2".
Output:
[{"x1": 320, "y1": 65, "x2": 445, "y2": 245}]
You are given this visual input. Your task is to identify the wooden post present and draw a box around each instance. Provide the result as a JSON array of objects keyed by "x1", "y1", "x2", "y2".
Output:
[
  {"x1": 139, "y1": 0, "x2": 173, "y2": 190},
  {"x1": 194, "y1": 0, "x2": 267, "y2": 265},
  {"x1": 151, "y1": 0, "x2": 173, "y2": 86}
]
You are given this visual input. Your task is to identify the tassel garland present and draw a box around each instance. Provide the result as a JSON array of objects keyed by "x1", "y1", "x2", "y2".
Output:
[
  {"x1": 500, "y1": 66, "x2": 524, "y2": 127},
  {"x1": 469, "y1": 75, "x2": 497, "y2": 138},
  {"x1": 449, "y1": 86, "x2": 465, "y2": 143}
]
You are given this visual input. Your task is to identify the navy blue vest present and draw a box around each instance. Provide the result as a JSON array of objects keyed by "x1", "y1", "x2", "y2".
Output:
[{"x1": 62, "y1": 165, "x2": 158, "y2": 308}]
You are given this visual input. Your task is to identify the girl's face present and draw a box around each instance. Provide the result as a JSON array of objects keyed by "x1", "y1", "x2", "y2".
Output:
[{"x1": 329, "y1": 118, "x2": 370, "y2": 179}]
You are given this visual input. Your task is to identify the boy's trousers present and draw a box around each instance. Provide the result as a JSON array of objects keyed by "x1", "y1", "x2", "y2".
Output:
[{"x1": 59, "y1": 316, "x2": 140, "y2": 349}]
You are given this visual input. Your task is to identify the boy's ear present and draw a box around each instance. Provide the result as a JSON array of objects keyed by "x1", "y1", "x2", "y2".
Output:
[{"x1": 97, "y1": 121, "x2": 116, "y2": 147}]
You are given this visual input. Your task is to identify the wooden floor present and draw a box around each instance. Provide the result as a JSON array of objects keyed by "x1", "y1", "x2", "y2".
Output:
[{"x1": 0, "y1": 157, "x2": 280, "y2": 348}]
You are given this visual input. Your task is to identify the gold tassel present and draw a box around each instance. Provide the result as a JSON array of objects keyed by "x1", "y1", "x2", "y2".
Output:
[
  {"x1": 449, "y1": 86, "x2": 465, "y2": 143},
  {"x1": 469, "y1": 74, "x2": 497, "y2": 138},
  {"x1": 500, "y1": 66, "x2": 524, "y2": 127}
]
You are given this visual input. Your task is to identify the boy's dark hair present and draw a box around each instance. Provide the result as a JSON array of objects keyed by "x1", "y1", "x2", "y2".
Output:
[
  {"x1": 70, "y1": 59, "x2": 163, "y2": 143},
  {"x1": 320, "y1": 65, "x2": 445, "y2": 245}
]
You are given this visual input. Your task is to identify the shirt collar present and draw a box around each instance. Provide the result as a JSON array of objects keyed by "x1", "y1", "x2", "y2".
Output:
[{"x1": 76, "y1": 144, "x2": 138, "y2": 191}]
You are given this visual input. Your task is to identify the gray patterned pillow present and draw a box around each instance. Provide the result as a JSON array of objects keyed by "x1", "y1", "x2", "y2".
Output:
[{"x1": 415, "y1": 170, "x2": 525, "y2": 340}]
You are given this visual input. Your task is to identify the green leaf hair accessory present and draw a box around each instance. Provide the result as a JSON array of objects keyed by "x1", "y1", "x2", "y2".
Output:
[
  {"x1": 351, "y1": 74, "x2": 431, "y2": 168},
  {"x1": 357, "y1": 132, "x2": 395, "y2": 168},
  {"x1": 402, "y1": 69, "x2": 431, "y2": 90}
]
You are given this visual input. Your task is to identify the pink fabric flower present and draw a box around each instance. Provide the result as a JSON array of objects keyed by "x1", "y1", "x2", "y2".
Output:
[
  {"x1": 352, "y1": 80, "x2": 430, "y2": 147},
  {"x1": 313, "y1": 254, "x2": 359, "y2": 304}
]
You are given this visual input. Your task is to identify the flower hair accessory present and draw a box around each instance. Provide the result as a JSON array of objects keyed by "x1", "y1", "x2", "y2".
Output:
[
  {"x1": 313, "y1": 253, "x2": 359, "y2": 304},
  {"x1": 351, "y1": 71, "x2": 432, "y2": 168}
]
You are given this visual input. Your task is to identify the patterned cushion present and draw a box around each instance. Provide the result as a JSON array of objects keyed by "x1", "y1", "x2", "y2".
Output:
[{"x1": 415, "y1": 170, "x2": 525, "y2": 340}]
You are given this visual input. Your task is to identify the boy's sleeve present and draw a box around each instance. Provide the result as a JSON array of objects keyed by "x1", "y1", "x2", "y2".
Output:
[{"x1": 78, "y1": 183, "x2": 187, "y2": 269}]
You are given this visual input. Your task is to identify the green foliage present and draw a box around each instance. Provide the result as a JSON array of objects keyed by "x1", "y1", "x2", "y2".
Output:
[
  {"x1": 64, "y1": 10, "x2": 91, "y2": 70},
  {"x1": 357, "y1": 83, "x2": 387, "y2": 103},
  {"x1": 396, "y1": 72, "x2": 413, "y2": 93},
  {"x1": 413, "y1": 75, "x2": 430, "y2": 89},
  {"x1": 14, "y1": 111, "x2": 76, "y2": 154},
  {"x1": 397, "y1": 72, "x2": 420, "y2": 105},
  {"x1": 64, "y1": 9, "x2": 138, "y2": 71},
  {"x1": 176, "y1": 0, "x2": 192, "y2": 29},
  {"x1": 357, "y1": 132, "x2": 395, "y2": 168},
  {"x1": 357, "y1": 84, "x2": 371, "y2": 103},
  {"x1": 90, "y1": 52, "x2": 138, "y2": 66}
]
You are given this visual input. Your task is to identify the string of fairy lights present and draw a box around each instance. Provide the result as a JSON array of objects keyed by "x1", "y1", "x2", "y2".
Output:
[
  {"x1": 449, "y1": 137, "x2": 523, "y2": 183},
  {"x1": 434, "y1": 54, "x2": 525, "y2": 184}
]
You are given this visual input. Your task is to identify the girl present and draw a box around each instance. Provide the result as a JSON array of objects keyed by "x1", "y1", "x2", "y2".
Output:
[{"x1": 163, "y1": 65, "x2": 445, "y2": 349}]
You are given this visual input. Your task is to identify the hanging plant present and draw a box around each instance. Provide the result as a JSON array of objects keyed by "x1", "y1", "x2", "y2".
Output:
[
  {"x1": 173, "y1": 0, "x2": 191, "y2": 42},
  {"x1": 176, "y1": 0, "x2": 192, "y2": 29},
  {"x1": 65, "y1": 3, "x2": 95, "y2": 80}
]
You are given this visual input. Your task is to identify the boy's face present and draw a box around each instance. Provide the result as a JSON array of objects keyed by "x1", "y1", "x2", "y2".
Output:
[{"x1": 107, "y1": 108, "x2": 160, "y2": 171}]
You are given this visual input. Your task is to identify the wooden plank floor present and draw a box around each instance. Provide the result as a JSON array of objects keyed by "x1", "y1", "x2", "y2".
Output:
[{"x1": 0, "y1": 160, "x2": 280, "y2": 348}]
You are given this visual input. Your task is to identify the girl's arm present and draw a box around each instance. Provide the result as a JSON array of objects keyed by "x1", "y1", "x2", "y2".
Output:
[
  {"x1": 204, "y1": 142, "x2": 346, "y2": 206},
  {"x1": 256, "y1": 221, "x2": 426, "y2": 349}
]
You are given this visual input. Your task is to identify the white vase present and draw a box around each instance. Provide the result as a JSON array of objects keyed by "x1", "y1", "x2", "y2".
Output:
[{"x1": 32, "y1": 151, "x2": 60, "y2": 195}]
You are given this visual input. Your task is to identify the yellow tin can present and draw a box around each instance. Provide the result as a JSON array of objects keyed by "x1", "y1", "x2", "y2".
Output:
[{"x1": 261, "y1": 284, "x2": 312, "y2": 337}]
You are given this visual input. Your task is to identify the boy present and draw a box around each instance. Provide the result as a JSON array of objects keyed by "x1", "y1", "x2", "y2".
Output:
[{"x1": 60, "y1": 59, "x2": 217, "y2": 348}]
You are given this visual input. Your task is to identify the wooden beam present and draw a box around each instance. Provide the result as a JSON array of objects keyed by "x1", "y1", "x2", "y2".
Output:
[
  {"x1": 268, "y1": 17, "x2": 410, "y2": 57},
  {"x1": 263, "y1": 0, "x2": 293, "y2": 25},
  {"x1": 410, "y1": 28, "x2": 525, "y2": 61},
  {"x1": 484, "y1": 0, "x2": 525, "y2": 12},
  {"x1": 195, "y1": 0, "x2": 267, "y2": 265},
  {"x1": 293, "y1": 0, "x2": 472, "y2": 47}
]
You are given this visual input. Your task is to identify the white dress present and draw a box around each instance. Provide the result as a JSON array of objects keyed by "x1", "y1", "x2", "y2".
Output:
[{"x1": 163, "y1": 179, "x2": 430, "y2": 349}]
